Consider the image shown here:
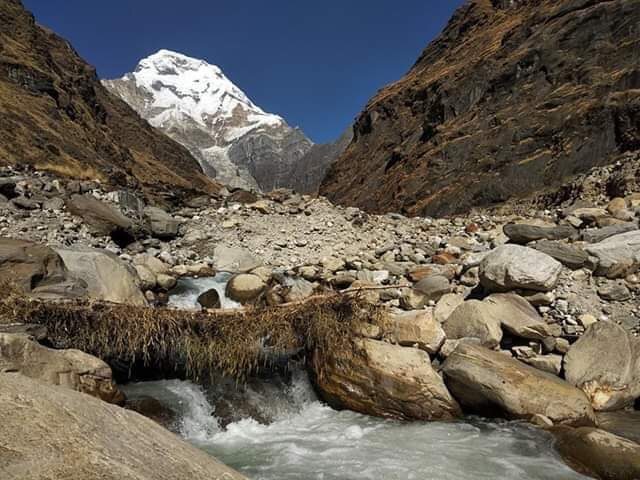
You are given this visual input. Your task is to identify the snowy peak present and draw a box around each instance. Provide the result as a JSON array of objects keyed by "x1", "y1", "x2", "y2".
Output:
[
  {"x1": 113, "y1": 49, "x2": 283, "y2": 142},
  {"x1": 104, "y1": 49, "x2": 319, "y2": 192}
]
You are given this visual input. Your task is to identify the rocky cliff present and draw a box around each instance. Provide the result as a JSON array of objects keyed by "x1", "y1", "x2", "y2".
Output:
[
  {"x1": 105, "y1": 50, "x2": 329, "y2": 192},
  {"x1": 0, "y1": 1, "x2": 219, "y2": 201},
  {"x1": 321, "y1": 0, "x2": 640, "y2": 217}
]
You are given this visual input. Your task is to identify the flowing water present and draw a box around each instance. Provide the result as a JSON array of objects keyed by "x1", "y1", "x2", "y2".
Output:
[
  {"x1": 168, "y1": 273, "x2": 241, "y2": 309},
  {"x1": 123, "y1": 372, "x2": 588, "y2": 480}
]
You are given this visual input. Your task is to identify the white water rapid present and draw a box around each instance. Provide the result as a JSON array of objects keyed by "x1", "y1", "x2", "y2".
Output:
[{"x1": 122, "y1": 371, "x2": 588, "y2": 480}]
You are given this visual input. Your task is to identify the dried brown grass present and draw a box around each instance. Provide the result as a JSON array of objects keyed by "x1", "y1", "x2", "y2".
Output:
[{"x1": 0, "y1": 291, "x2": 384, "y2": 382}]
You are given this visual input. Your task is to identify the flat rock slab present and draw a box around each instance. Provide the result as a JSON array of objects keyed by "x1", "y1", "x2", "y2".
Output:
[
  {"x1": 479, "y1": 244, "x2": 562, "y2": 292},
  {"x1": 442, "y1": 342, "x2": 595, "y2": 425},
  {"x1": 582, "y1": 222, "x2": 638, "y2": 244},
  {"x1": 0, "y1": 373, "x2": 246, "y2": 480},
  {"x1": 533, "y1": 240, "x2": 590, "y2": 270},
  {"x1": 552, "y1": 426, "x2": 640, "y2": 480},
  {"x1": 503, "y1": 223, "x2": 577, "y2": 244}
]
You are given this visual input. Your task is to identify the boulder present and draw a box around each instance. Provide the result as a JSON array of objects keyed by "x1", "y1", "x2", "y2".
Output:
[
  {"x1": 144, "y1": 206, "x2": 181, "y2": 239},
  {"x1": 433, "y1": 293, "x2": 465, "y2": 324},
  {"x1": 133, "y1": 254, "x2": 171, "y2": 276},
  {"x1": 0, "y1": 333, "x2": 123, "y2": 404},
  {"x1": 585, "y1": 230, "x2": 640, "y2": 278},
  {"x1": 135, "y1": 264, "x2": 157, "y2": 290},
  {"x1": 479, "y1": 244, "x2": 562, "y2": 292},
  {"x1": 483, "y1": 293, "x2": 560, "y2": 340},
  {"x1": 520, "y1": 354, "x2": 563, "y2": 375},
  {"x1": 596, "y1": 411, "x2": 640, "y2": 444},
  {"x1": 564, "y1": 321, "x2": 640, "y2": 411},
  {"x1": 413, "y1": 275, "x2": 451, "y2": 301},
  {"x1": 125, "y1": 395, "x2": 176, "y2": 429},
  {"x1": 213, "y1": 245, "x2": 263, "y2": 273},
  {"x1": 597, "y1": 280, "x2": 631, "y2": 301},
  {"x1": 552, "y1": 426, "x2": 640, "y2": 480},
  {"x1": 442, "y1": 343, "x2": 595, "y2": 425},
  {"x1": 156, "y1": 273, "x2": 177, "y2": 291},
  {"x1": 533, "y1": 241, "x2": 590, "y2": 270},
  {"x1": 56, "y1": 247, "x2": 147, "y2": 305},
  {"x1": 0, "y1": 237, "x2": 68, "y2": 292},
  {"x1": 197, "y1": 288, "x2": 221, "y2": 309},
  {"x1": 0, "y1": 373, "x2": 246, "y2": 480},
  {"x1": 66, "y1": 194, "x2": 136, "y2": 239},
  {"x1": 442, "y1": 300, "x2": 503, "y2": 348},
  {"x1": 312, "y1": 338, "x2": 461, "y2": 421},
  {"x1": 226, "y1": 274, "x2": 266, "y2": 303},
  {"x1": 582, "y1": 222, "x2": 638, "y2": 243},
  {"x1": 383, "y1": 310, "x2": 446, "y2": 355},
  {"x1": 11, "y1": 195, "x2": 40, "y2": 210},
  {"x1": 503, "y1": 223, "x2": 576, "y2": 244},
  {"x1": 284, "y1": 277, "x2": 315, "y2": 302}
]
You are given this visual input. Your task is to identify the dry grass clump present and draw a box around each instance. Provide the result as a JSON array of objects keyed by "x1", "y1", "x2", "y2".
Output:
[{"x1": 0, "y1": 291, "x2": 384, "y2": 382}]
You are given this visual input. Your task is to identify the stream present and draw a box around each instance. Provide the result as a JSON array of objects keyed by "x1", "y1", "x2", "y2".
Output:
[{"x1": 149, "y1": 277, "x2": 589, "y2": 479}]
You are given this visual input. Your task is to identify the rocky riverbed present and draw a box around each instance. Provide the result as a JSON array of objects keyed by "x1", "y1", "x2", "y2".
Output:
[{"x1": 1, "y1": 163, "x2": 640, "y2": 479}]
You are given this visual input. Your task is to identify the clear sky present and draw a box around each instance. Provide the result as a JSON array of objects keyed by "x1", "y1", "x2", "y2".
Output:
[{"x1": 23, "y1": 0, "x2": 464, "y2": 143}]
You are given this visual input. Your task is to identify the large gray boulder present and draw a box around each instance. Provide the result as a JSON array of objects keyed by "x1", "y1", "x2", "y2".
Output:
[
  {"x1": 564, "y1": 321, "x2": 640, "y2": 411},
  {"x1": 0, "y1": 373, "x2": 246, "y2": 480},
  {"x1": 585, "y1": 230, "x2": 640, "y2": 278},
  {"x1": 312, "y1": 338, "x2": 462, "y2": 421},
  {"x1": 483, "y1": 293, "x2": 560, "y2": 340},
  {"x1": 479, "y1": 245, "x2": 563, "y2": 292},
  {"x1": 213, "y1": 245, "x2": 263, "y2": 273},
  {"x1": 66, "y1": 194, "x2": 135, "y2": 238},
  {"x1": 144, "y1": 206, "x2": 181, "y2": 239},
  {"x1": 442, "y1": 300, "x2": 503, "y2": 348},
  {"x1": 552, "y1": 426, "x2": 640, "y2": 480},
  {"x1": 56, "y1": 247, "x2": 147, "y2": 306},
  {"x1": 442, "y1": 343, "x2": 595, "y2": 425},
  {"x1": 0, "y1": 333, "x2": 123, "y2": 404}
]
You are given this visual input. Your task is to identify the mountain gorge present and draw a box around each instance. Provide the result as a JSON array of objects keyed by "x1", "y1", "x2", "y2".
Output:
[
  {"x1": 0, "y1": 0, "x2": 217, "y2": 201},
  {"x1": 321, "y1": 0, "x2": 640, "y2": 216},
  {"x1": 105, "y1": 51, "x2": 341, "y2": 193}
]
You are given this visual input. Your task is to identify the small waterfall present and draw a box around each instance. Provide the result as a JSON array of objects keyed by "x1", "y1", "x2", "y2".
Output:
[{"x1": 168, "y1": 273, "x2": 241, "y2": 310}]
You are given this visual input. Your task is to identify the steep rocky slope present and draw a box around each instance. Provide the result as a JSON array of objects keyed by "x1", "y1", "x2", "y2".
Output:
[
  {"x1": 0, "y1": 1, "x2": 218, "y2": 201},
  {"x1": 321, "y1": 0, "x2": 640, "y2": 217},
  {"x1": 105, "y1": 50, "x2": 324, "y2": 192}
]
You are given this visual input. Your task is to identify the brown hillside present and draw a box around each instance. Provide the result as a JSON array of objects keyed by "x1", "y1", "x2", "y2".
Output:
[
  {"x1": 0, "y1": 0, "x2": 219, "y2": 201},
  {"x1": 321, "y1": 0, "x2": 640, "y2": 216}
]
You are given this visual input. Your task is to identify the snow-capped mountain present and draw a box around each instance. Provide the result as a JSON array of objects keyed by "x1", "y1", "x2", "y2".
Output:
[{"x1": 103, "y1": 49, "x2": 313, "y2": 190}]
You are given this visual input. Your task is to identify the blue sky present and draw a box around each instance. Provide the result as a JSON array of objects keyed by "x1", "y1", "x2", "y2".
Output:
[{"x1": 23, "y1": 1, "x2": 463, "y2": 143}]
